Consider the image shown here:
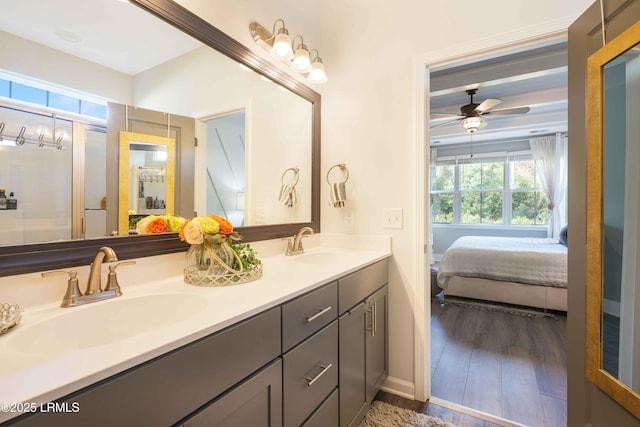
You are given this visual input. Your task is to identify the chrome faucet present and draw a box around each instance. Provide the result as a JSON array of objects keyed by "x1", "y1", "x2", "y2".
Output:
[
  {"x1": 286, "y1": 226, "x2": 315, "y2": 256},
  {"x1": 41, "y1": 247, "x2": 135, "y2": 308},
  {"x1": 86, "y1": 246, "x2": 118, "y2": 295}
]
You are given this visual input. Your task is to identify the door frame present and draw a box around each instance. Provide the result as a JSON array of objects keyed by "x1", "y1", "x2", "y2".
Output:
[{"x1": 412, "y1": 22, "x2": 573, "y2": 402}]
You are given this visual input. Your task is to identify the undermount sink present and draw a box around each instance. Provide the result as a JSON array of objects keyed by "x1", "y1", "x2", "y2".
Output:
[
  {"x1": 6, "y1": 293, "x2": 208, "y2": 354},
  {"x1": 293, "y1": 251, "x2": 355, "y2": 265}
]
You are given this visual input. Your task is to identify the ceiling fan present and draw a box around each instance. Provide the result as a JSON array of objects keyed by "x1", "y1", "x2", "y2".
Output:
[{"x1": 431, "y1": 89, "x2": 531, "y2": 133}]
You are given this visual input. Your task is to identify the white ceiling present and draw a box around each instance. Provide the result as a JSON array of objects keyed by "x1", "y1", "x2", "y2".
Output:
[
  {"x1": 0, "y1": 0, "x2": 201, "y2": 75},
  {"x1": 429, "y1": 43, "x2": 568, "y2": 146}
]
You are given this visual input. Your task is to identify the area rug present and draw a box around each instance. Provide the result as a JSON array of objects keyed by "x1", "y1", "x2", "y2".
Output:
[
  {"x1": 433, "y1": 295, "x2": 560, "y2": 320},
  {"x1": 359, "y1": 401, "x2": 457, "y2": 427}
]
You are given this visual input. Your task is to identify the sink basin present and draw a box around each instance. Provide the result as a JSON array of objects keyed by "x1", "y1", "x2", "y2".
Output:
[
  {"x1": 293, "y1": 251, "x2": 354, "y2": 265},
  {"x1": 7, "y1": 293, "x2": 208, "y2": 353}
]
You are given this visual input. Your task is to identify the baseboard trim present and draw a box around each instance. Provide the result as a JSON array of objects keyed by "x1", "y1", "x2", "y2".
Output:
[
  {"x1": 430, "y1": 397, "x2": 528, "y2": 427},
  {"x1": 381, "y1": 376, "x2": 415, "y2": 400}
]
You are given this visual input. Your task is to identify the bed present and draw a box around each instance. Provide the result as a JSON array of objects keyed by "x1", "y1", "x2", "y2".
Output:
[{"x1": 436, "y1": 236, "x2": 568, "y2": 311}]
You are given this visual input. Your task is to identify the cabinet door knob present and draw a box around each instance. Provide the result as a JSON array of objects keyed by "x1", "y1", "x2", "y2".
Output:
[
  {"x1": 305, "y1": 363, "x2": 333, "y2": 387},
  {"x1": 305, "y1": 306, "x2": 332, "y2": 323}
]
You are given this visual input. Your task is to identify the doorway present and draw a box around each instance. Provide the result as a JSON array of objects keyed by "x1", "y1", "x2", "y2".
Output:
[{"x1": 420, "y1": 38, "x2": 569, "y2": 427}]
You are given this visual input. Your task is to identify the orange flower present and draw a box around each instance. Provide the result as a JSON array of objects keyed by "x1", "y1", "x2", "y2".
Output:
[
  {"x1": 179, "y1": 219, "x2": 191, "y2": 241},
  {"x1": 146, "y1": 217, "x2": 168, "y2": 233},
  {"x1": 210, "y1": 215, "x2": 233, "y2": 235}
]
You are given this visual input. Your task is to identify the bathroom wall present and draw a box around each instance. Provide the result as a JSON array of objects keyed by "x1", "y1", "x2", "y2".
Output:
[
  {"x1": 133, "y1": 45, "x2": 313, "y2": 225},
  {"x1": 177, "y1": 0, "x2": 593, "y2": 399},
  {"x1": 316, "y1": 0, "x2": 592, "y2": 397},
  {"x1": 0, "y1": 30, "x2": 132, "y2": 104}
]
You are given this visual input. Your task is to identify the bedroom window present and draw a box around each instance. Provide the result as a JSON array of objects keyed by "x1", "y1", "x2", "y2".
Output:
[
  {"x1": 430, "y1": 155, "x2": 549, "y2": 225},
  {"x1": 460, "y1": 162, "x2": 503, "y2": 224},
  {"x1": 510, "y1": 160, "x2": 549, "y2": 224}
]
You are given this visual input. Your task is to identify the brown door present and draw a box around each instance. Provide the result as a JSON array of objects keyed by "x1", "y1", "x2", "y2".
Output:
[{"x1": 568, "y1": 2, "x2": 640, "y2": 426}]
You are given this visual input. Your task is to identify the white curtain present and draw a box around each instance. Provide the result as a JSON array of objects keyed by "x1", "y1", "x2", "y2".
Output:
[{"x1": 529, "y1": 133, "x2": 568, "y2": 239}]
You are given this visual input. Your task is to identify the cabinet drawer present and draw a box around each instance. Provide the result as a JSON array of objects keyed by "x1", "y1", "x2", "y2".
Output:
[
  {"x1": 282, "y1": 281, "x2": 337, "y2": 352},
  {"x1": 338, "y1": 260, "x2": 388, "y2": 314},
  {"x1": 283, "y1": 321, "x2": 338, "y2": 427}
]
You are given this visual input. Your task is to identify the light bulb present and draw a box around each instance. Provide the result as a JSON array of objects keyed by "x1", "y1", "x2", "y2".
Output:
[
  {"x1": 307, "y1": 59, "x2": 327, "y2": 84},
  {"x1": 291, "y1": 46, "x2": 311, "y2": 73},
  {"x1": 270, "y1": 31, "x2": 293, "y2": 61}
]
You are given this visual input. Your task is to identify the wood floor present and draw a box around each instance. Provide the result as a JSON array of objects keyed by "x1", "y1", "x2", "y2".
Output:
[
  {"x1": 429, "y1": 299, "x2": 567, "y2": 427},
  {"x1": 372, "y1": 299, "x2": 567, "y2": 426}
]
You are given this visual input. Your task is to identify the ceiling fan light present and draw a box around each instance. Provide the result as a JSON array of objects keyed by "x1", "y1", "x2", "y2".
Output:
[
  {"x1": 270, "y1": 29, "x2": 293, "y2": 60},
  {"x1": 461, "y1": 116, "x2": 484, "y2": 133}
]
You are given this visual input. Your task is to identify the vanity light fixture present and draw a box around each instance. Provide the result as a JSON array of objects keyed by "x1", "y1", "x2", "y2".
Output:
[
  {"x1": 307, "y1": 50, "x2": 327, "y2": 84},
  {"x1": 290, "y1": 36, "x2": 312, "y2": 73},
  {"x1": 250, "y1": 20, "x2": 327, "y2": 84},
  {"x1": 270, "y1": 19, "x2": 294, "y2": 60},
  {"x1": 460, "y1": 116, "x2": 485, "y2": 133}
]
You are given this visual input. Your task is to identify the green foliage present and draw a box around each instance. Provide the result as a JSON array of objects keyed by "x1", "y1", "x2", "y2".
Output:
[
  {"x1": 432, "y1": 193, "x2": 453, "y2": 223},
  {"x1": 461, "y1": 192, "x2": 502, "y2": 224},
  {"x1": 231, "y1": 243, "x2": 262, "y2": 271},
  {"x1": 512, "y1": 191, "x2": 549, "y2": 225},
  {"x1": 431, "y1": 160, "x2": 550, "y2": 226},
  {"x1": 461, "y1": 162, "x2": 504, "y2": 190},
  {"x1": 431, "y1": 165, "x2": 454, "y2": 191}
]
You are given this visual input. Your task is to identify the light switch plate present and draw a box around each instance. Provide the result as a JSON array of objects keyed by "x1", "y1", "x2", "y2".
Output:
[{"x1": 383, "y1": 208, "x2": 403, "y2": 229}]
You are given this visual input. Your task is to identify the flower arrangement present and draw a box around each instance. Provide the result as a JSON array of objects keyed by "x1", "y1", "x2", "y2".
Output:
[
  {"x1": 131, "y1": 213, "x2": 262, "y2": 286},
  {"x1": 179, "y1": 215, "x2": 262, "y2": 286},
  {"x1": 179, "y1": 214, "x2": 241, "y2": 245},
  {"x1": 135, "y1": 214, "x2": 185, "y2": 234}
]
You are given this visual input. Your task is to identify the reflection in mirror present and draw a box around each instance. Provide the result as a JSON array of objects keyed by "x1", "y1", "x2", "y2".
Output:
[
  {"x1": 203, "y1": 110, "x2": 246, "y2": 227},
  {"x1": 0, "y1": 0, "x2": 320, "y2": 277},
  {"x1": 0, "y1": 0, "x2": 313, "y2": 245},
  {"x1": 0, "y1": 105, "x2": 74, "y2": 244},
  {"x1": 118, "y1": 132, "x2": 175, "y2": 235},
  {"x1": 586, "y1": 20, "x2": 640, "y2": 420}
]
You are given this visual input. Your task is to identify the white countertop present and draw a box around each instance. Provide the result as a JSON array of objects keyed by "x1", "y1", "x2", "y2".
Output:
[{"x1": 0, "y1": 234, "x2": 390, "y2": 423}]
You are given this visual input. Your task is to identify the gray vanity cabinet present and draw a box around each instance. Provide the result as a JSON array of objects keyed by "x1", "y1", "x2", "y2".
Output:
[
  {"x1": 181, "y1": 359, "x2": 282, "y2": 427},
  {"x1": 338, "y1": 260, "x2": 389, "y2": 427},
  {"x1": 6, "y1": 307, "x2": 281, "y2": 427},
  {"x1": 3, "y1": 258, "x2": 388, "y2": 427},
  {"x1": 281, "y1": 282, "x2": 339, "y2": 427},
  {"x1": 365, "y1": 285, "x2": 388, "y2": 402}
]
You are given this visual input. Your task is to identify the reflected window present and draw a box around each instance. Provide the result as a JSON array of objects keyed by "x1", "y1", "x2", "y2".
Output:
[{"x1": 0, "y1": 77, "x2": 107, "y2": 120}]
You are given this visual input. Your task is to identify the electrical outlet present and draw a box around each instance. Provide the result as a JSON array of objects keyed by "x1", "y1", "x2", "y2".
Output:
[
  {"x1": 383, "y1": 208, "x2": 403, "y2": 229},
  {"x1": 343, "y1": 207, "x2": 355, "y2": 227}
]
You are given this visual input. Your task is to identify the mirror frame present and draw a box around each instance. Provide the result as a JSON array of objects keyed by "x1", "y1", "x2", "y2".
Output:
[
  {"x1": 586, "y1": 18, "x2": 640, "y2": 419},
  {"x1": 0, "y1": 0, "x2": 321, "y2": 277},
  {"x1": 118, "y1": 131, "x2": 176, "y2": 235}
]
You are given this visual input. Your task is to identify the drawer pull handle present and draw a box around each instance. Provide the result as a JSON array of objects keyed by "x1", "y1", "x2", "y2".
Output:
[
  {"x1": 306, "y1": 363, "x2": 333, "y2": 387},
  {"x1": 305, "y1": 306, "x2": 332, "y2": 323}
]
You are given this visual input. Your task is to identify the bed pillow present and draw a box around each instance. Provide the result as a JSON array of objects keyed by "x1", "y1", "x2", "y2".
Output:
[{"x1": 559, "y1": 225, "x2": 568, "y2": 246}]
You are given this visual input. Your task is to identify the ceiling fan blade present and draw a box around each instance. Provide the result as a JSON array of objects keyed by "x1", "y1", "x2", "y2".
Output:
[
  {"x1": 482, "y1": 106, "x2": 531, "y2": 116},
  {"x1": 430, "y1": 118, "x2": 460, "y2": 129},
  {"x1": 430, "y1": 111, "x2": 461, "y2": 116},
  {"x1": 475, "y1": 98, "x2": 502, "y2": 113}
]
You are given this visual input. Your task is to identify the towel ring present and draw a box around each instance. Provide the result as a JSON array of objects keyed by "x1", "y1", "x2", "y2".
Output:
[
  {"x1": 281, "y1": 167, "x2": 300, "y2": 186},
  {"x1": 326, "y1": 163, "x2": 349, "y2": 184}
]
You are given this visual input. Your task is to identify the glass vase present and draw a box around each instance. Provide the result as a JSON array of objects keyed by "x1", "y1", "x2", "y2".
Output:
[{"x1": 186, "y1": 240, "x2": 235, "y2": 276}]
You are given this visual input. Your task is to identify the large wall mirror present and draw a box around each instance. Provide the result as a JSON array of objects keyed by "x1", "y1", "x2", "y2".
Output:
[
  {"x1": 0, "y1": 0, "x2": 320, "y2": 276},
  {"x1": 586, "y1": 19, "x2": 640, "y2": 419}
]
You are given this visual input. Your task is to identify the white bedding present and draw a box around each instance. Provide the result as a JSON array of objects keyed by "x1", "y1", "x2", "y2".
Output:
[{"x1": 437, "y1": 236, "x2": 568, "y2": 289}]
